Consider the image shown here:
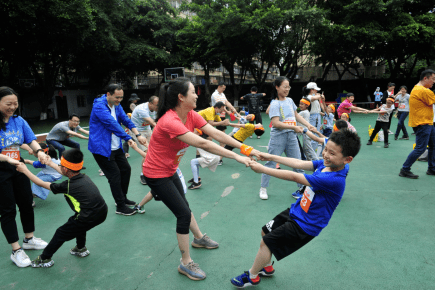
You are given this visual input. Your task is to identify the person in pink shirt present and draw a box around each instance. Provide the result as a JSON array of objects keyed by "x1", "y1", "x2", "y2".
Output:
[
  {"x1": 142, "y1": 78, "x2": 259, "y2": 281},
  {"x1": 337, "y1": 93, "x2": 368, "y2": 121}
]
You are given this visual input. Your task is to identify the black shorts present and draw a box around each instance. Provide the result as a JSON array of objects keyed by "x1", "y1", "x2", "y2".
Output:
[
  {"x1": 261, "y1": 208, "x2": 315, "y2": 261},
  {"x1": 216, "y1": 117, "x2": 227, "y2": 131}
]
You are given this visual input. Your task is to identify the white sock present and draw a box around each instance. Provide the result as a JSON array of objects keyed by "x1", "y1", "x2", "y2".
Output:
[
  {"x1": 248, "y1": 269, "x2": 258, "y2": 279},
  {"x1": 140, "y1": 172, "x2": 143, "y2": 176},
  {"x1": 265, "y1": 262, "x2": 272, "y2": 267}
]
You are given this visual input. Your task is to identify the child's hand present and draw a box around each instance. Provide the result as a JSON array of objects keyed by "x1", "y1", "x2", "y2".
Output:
[
  {"x1": 258, "y1": 152, "x2": 272, "y2": 161},
  {"x1": 38, "y1": 152, "x2": 50, "y2": 164},
  {"x1": 294, "y1": 126, "x2": 304, "y2": 134},
  {"x1": 308, "y1": 125, "x2": 317, "y2": 132},
  {"x1": 15, "y1": 162, "x2": 28, "y2": 173},
  {"x1": 27, "y1": 149, "x2": 34, "y2": 155},
  {"x1": 249, "y1": 160, "x2": 264, "y2": 173},
  {"x1": 234, "y1": 155, "x2": 251, "y2": 167},
  {"x1": 249, "y1": 148, "x2": 262, "y2": 160},
  {"x1": 127, "y1": 139, "x2": 137, "y2": 148}
]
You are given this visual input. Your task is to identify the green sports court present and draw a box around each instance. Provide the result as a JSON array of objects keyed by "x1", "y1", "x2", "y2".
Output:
[{"x1": 0, "y1": 113, "x2": 434, "y2": 290}]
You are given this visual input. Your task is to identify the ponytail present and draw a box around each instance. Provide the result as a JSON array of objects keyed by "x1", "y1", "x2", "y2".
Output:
[{"x1": 156, "y1": 78, "x2": 191, "y2": 121}]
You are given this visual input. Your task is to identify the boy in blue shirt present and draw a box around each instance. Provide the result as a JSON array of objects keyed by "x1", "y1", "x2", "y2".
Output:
[{"x1": 230, "y1": 128, "x2": 361, "y2": 288}]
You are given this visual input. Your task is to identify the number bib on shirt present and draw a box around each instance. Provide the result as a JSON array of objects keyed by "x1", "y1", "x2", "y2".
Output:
[
  {"x1": 323, "y1": 119, "x2": 327, "y2": 125},
  {"x1": 283, "y1": 117, "x2": 296, "y2": 126},
  {"x1": 142, "y1": 122, "x2": 150, "y2": 127},
  {"x1": 399, "y1": 104, "x2": 406, "y2": 109},
  {"x1": 1, "y1": 145, "x2": 21, "y2": 161},
  {"x1": 174, "y1": 147, "x2": 188, "y2": 165},
  {"x1": 300, "y1": 186, "x2": 315, "y2": 213}
]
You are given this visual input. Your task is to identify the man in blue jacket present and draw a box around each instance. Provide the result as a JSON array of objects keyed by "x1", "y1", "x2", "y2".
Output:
[{"x1": 89, "y1": 84, "x2": 147, "y2": 216}]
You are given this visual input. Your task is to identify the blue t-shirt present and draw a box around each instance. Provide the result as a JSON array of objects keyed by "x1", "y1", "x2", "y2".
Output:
[
  {"x1": 0, "y1": 116, "x2": 36, "y2": 152},
  {"x1": 289, "y1": 159, "x2": 349, "y2": 236},
  {"x1": 269, "y1": 98, "x2": 298, "y2": 136},
  {"x1": 374, "y1": 92, "x2": 383, "y2": 102},
  {"x1": 323, "y1": 113, "x2": 334, "y2": 129}
]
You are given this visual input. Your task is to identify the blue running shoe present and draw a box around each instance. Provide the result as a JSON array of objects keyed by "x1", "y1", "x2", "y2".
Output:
[
  {"x1": 230, "y1": 271, "x2": 260, "y2": 288},
  {"x1": 292, "y1": 190, "x2": 302, "y2": 200},
  {"x1": 178, "y1": 259, "x2": 206, "y2": 280}
]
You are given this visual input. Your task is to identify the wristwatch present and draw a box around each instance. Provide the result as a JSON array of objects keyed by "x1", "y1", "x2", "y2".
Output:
[
  {"x1": 135, "y1": 134, "x2": 141, "y2": 137},
  {"x1": 303, "y1": 128, "x2": 308, "y2": 134},
  {"x1": 36, "y1": 149, "x2": 44, "y2": 155}
]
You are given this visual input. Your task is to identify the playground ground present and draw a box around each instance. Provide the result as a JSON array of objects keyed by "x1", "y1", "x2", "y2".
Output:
[{"x1": 0, "y1": 113, "x2": 434, "y2": 290}]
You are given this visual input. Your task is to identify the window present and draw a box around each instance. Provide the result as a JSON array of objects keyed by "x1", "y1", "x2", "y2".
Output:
[{"x1": 77, "y1": 95, "x2": 86, "y2": 108}]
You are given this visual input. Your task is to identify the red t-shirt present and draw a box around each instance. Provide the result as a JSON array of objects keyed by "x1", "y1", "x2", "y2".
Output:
[
  {"x1": 143, "y1": 109, "x2": 207, "y2": 178},
  {"x1": 337, "y1": 99, "x2": 352, "y2": 117}
]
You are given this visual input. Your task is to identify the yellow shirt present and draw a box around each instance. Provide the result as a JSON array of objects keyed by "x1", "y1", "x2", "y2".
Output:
[
  {"x1": 234, "y1": 123, "x2": 255, "y2": 142},
  {"x1": 198, "y1": 107, "x2": 221, "y2": 122},
  {"x1": 408, "y1": 86, "x2": 435, "y2": 127}
]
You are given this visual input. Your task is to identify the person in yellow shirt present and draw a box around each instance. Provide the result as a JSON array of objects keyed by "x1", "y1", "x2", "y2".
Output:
[
  {"x1": 197, "y1": 102, "x2": 230, "y2": 139},
  {"x1": 224, "y1": 121, "x2": 265, "y2": 151},
  {"x1": 399, "y1": 69, "x2": 435, "y2": 178}
]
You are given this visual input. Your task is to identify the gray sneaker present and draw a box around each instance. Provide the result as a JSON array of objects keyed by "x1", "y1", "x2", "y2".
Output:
[
  {"x1": 178, "y1": 259, "x2": 206, "y2": 280},
  {"x1": 70, "y1": 246, "x2": 90, "y2": 257},
  {"x1": 22, "y1": 237, "x2": 48, "y2": 250},
  {"x1": 191, "y1": 234, "x2": 219, "y2": 249}
]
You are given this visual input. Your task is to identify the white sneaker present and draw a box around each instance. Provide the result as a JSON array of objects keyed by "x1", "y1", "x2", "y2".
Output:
[
  {"x1": 11, "y1": 249, "x2": 31, "y2": 267},
  {"x1": 257, "y1": 136, "x2": 260, "y2": 139},
  {"x1": 249, "y1": 136, "x2": 253, "y2": 139},
  {"x1": 388, "y1": 130, "x2": 394, "y2": 135},
  {"x1": 259, "y1": 187, "x2": 268, "y2": 200},
  {"x1": 22, "y1": 237, "x2": 48, "y2": 250}
]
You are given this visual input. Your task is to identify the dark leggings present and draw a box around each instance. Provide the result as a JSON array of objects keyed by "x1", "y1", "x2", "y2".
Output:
[
  {"x1": 0, "y1": 161, "x2": 35, "y2": 244},
  {"x1": 370, "y1": 121, "x2": 389, "y2": 144},
  {"x1": 144, "y1": 173, "x2": 191, "y2": 234}
]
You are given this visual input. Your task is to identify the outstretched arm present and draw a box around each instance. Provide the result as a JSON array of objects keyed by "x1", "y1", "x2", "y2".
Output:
[
  {"x1": 257, "y1": 152, "x2": 314, "y2": 171},
  {"x1": 249, "y1": 160, "x2": 312, "y2": 186},
  {"x1": 16, "y1": 163, "x2": 52, "y2": 190}
]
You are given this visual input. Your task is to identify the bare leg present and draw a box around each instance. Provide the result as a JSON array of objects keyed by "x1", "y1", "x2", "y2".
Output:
[
  {"x1": 249, "y1": 238, "x2": 272, "y2": 275},
  {"x1": 177, "y1": 233, "x2": 192, "y2": 265},
  {"x1": 138, "y1": 191, "x2": 153, "y2": 207},
  {"x1": 189, "y1": 213, "x2": 203, "y2": 239}
]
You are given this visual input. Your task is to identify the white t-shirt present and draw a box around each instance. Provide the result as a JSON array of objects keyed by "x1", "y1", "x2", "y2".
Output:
[
  {"x1": 109, "y1": 105, "x2": 121, "y2": 150},
  {"x1": 211, "y1": 90, "x2": 228, "y2": 117},
  {"x1": 298, "y1": 110, "x2": 310, "y2": 129},
  {"x1": 131, "y1": 102, "x2": 156, "y2": 131},
  {"x1": 307, "y1": 95, "x2": 321, "y2": 114}
]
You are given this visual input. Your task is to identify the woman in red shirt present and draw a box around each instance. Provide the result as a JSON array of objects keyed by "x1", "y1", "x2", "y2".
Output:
[{"x1": 143, "y1": 78, "x2": 257, "y2": 281}]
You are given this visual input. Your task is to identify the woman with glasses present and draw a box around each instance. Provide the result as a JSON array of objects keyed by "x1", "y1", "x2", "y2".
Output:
[
  {"x1": 46, "y1": 114, "x2": 89, "y2": 159},
  {"x1": 259, "y1": 77, "x2": 316, "y2": 200}
]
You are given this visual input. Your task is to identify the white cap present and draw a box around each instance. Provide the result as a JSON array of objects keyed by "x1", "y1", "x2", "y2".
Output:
[{"x1": 307, "y1": 82, "x2": 321, "y2": 91}]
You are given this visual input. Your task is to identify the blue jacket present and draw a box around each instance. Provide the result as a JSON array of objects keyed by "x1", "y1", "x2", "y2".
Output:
[{"x1": 88, "y1": 95, "x2": 136, "y2": 158}]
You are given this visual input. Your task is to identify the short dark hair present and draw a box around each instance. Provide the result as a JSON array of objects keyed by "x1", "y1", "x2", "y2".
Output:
[
  {"x1": 335, "y1": 119, "x2": 348, "y2": 130},
  {"x1": 254, "y1": 128, "x2": 264, "y2": 137},
  {"x1": 399, "y1": 85, "x2": 408, "y2": 91},
  {"x1": 420, "y1": 69, "x2": 435, "y2": 81},
  {"x1": 62, "y1": 149, "x2": 84, "y2": 172},
  {"x1": 157, "y1": 78, "x2": 191, "y2": 121},
  {"x1": 251, "y1": 86, "x2": 258, "y2": 92},
  {"x1": 346, "y1": 93, "x2": 354, "y2": 98},
  {"x1": 329, "y1": 129, "x2": 361, "y2": 158},
  {"x1": 106, "y1": 84, "x2": 123, "y2": 95},
  {"x1": 388, "y1": 82, "x2": 395, "y2": 88},
  {"x1": 69, "y1": 114, "x2": 80, "y2": 120},
  {"x1": 218, "y1": 81, "x2": 226, "y2": 87},
  {"x1": 214, "y1": 101, "x2": 225, "y2": 109}
]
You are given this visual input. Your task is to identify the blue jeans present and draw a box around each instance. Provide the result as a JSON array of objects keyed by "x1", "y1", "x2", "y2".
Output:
[
  {"x1": 46, "y1": 139, "x2": 80, "y2": 159},
  {"x1": 395, "y1": 111, "x2": 409, "y2": 138},
  {"x1": 402, "y1": 124, "x2": 435, "y2": 172},
  {"x1": 261, "y1": 132, "x2": 304, "y2": 188},
  {"x1": 309, "y1": 113, "x2": 322, "y2": 153}
]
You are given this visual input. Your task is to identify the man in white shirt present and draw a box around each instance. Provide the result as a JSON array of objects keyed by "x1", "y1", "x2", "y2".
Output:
[
  {"x1": 211, "y1": 82, "x2": 239, "y2": 165},
  {"x1": 130, "y1": 96, "x2": 158, "y2": 185}
]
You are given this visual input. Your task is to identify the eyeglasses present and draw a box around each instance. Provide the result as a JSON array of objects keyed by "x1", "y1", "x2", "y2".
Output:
[
  {"x1": 281, "y1": 86, "x2": 291, "y2": 90},
  {"x1": 115, "y1": 96, "x2": 124, "y2": 100}
]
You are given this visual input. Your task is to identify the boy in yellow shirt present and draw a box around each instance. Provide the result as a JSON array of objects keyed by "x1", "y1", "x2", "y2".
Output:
[{"x1": 224, "y1": 122, "x2": 264, "y2": 151}]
